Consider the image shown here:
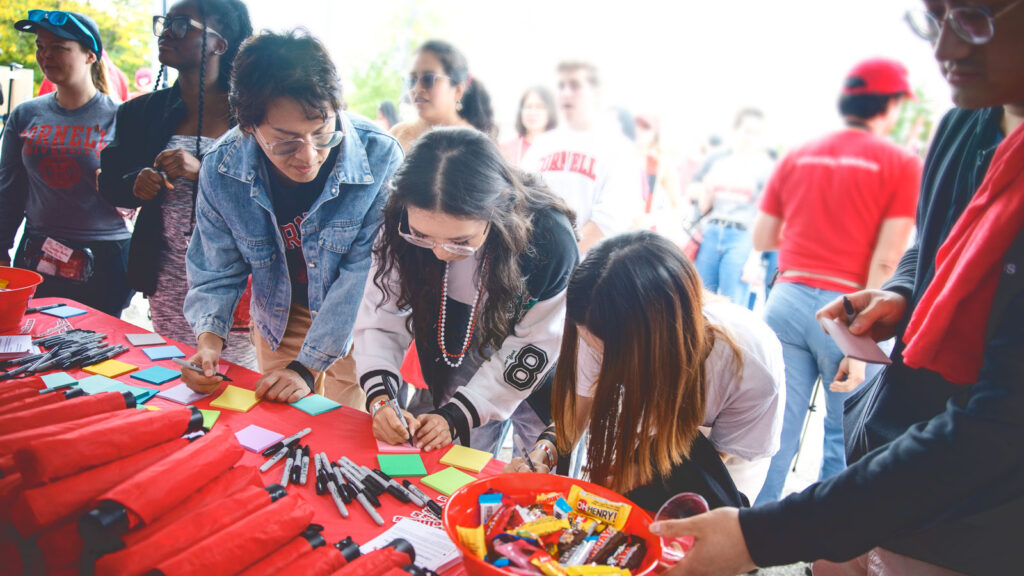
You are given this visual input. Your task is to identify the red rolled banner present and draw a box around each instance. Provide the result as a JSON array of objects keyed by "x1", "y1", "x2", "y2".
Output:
[
  {"x1": 329, "y1": 546, "x2": 413, "y2": 576},
  {"x1": 0, "y1": 454, "x2": 13, "y2": 475},
  {"x1": 237, "y1": 537, "x2": 322, "y2": 576},
  {"x1": 15, "y1": 407, "x2": 193, "y2": 486},
  {"x1": 153, "y1": 495, "x2": 315, "y2": 576},
  {"x1": 0, "y1": 391, "x2": 130, "y2": 436},
  {"x1": 0, "y1": 539, "x2": 24, "y2": 576},
  {"x1": 0, "y1": 473, "x2": 23, "y2": 519},
  {"x1": 97, "y1": 425, "x2": 243, "y2": 529},
  {"x1": 272, "y1": 545, "x2": 350, "y2": 576},
  {"x1": 34, "y1": 520, "x2": 81, "y2": 572},
  {"x1": 0, "y1": 411, "x2": 126, "y2": 456},
  {"x1": 121, "y1": 466, "x2": 262, "y2": 548},
  {"x1": 8, "y1": 439, "x2": 186, "y2": 538},
  {"x1": 0, "y1": 392, "x2": 62, "y2": 416},
  {"x1": 0, "y1": 386, "x2": 45, "y2": 406},
  {"x1": 94, "y1": 485, "x2": 277, "y2": 576},
  {"x1": 0, "y1": 376, "x2": 45, "y2": 394}
]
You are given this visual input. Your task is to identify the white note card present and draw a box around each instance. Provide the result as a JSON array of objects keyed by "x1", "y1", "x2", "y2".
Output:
[{"x1": 358, "y1": 518, "x2": 461, "y2": 572}]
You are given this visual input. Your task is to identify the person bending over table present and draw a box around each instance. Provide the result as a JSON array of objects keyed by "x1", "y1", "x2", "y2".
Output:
[
  {"x1": 181, "y1": 30, "x2": 403, "y2": 406},
  {"x1": 506, "y1": 231, "x2": 785, "y2": 508},
  {"x1": 353, "y1": 127, "x2": 578, "y2": 455}
]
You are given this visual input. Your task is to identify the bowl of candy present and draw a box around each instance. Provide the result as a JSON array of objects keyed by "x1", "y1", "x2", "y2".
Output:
[{"x1": 443, "y1": 473, "x2": 661, "y2": 575}]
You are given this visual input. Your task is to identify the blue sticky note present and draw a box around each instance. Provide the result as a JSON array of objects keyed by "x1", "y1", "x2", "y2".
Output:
[
  {"x1": 41, "y1": 372, "x2": 77, "y2": 389},
  {"x1": 142, "y1": 345, "x2": 186, "y2": 361},
  {"x1": 290, "y1": 393, "x2": 341, "y2": 416},
  {"x1": 130, "y1": 366, "x2": 181, "y2": 385},
  {"x1": 77, "y1": 375, "x2": 158, "y2": 403},
  {"x1": 41, "y1": 305, "x2": 87, "y2": 318}
]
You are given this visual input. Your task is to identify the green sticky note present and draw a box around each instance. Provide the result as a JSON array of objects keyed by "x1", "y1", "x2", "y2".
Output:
[
  {"x1": 77, "y1": 375, "x2": 157, "y2": 403},
  {"x1": 377, "y1": 453, "x2": 428, "y2": 477},
  {"x1": 199, "y1": 409, "x2": 220, "y2": 430},
  {"x1": 421, "y1": 466, "x2": 476, "y2": 497},
  {"x1": 41, "y1": 372, "x2": 77, "y2": 389},
  {"x1": 290, "y1": 393, "x2": 341, "y2": 416}
]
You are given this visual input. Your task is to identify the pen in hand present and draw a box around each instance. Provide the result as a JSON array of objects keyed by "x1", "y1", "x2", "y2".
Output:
[
  {"x1": 172, "y1": 357, "x2": 233, "y2": 382},
  {"x1": 842, "y1": 295, "x2": 857, "y2": 326},
  {"x1": 382, "y1": 376, "x2": 415, "y2": 448},
  {"x1": 522, "y1": 446, "x2": 537, "y2": 472}
]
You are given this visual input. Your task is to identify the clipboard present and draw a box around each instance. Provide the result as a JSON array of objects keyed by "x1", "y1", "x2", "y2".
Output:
[{"x1": 821, "y1": 317, "x2": 892, "y2": 365}]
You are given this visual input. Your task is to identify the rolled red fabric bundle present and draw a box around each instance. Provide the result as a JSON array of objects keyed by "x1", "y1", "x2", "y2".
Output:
[
  {"x1": 0, "y1": 473, "x2": 23, "y2": 518},
  {"x1": 15, "y1": 407, "x2": 193, "y2": 486},
  {"x1": 0, "y1": 539, "x2": 24, "y2": 576},
  {"x1": 272, "y1": 545, "x2": 351, "y2": 576},
  {"x1": 94, "y1": 485, "x2": 278, "y2": 576},
  {"x1": 0, "y1": 386, "x2": 45, "y2": 406},
  {"x1": 0, "y1": 454, "x2": 14, "y2": 475},
  {"x1": 237, "y1": 537, "x2": 322, "y2": 576},
  {"x1": 121, "y1": 466, "x2": 262, "y2": 548},
  {"x1": 8, "y1": 439, "x2": 186, "y2": 538},
  {"x1": 94, "y1": 426, "x2": 244, "y2": 531},
  {"x1": 153, "y1": 495, "x2": 315, "y2": 576},
  {"x1": 0, "y1": 392, "x2": 63, "y2": 416},
  {"x1": 329, "y1": 546, "x2": 414, "y2": 576},
  {"x1": 0, "y1": 376, "x2": 45, "y2": 394},
  {"x1": 34, "y1": 520, "x2": 81, "y2": 572},
  {"x1": 0, "y1": 391, "x2": 130, "y2": 436},
  {"x1": 0, "y1": 411, "x2": 126, "y2": 456}
]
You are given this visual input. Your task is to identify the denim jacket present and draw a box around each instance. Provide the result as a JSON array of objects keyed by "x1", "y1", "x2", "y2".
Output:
[{"x1": 184, "y1": 112, "x2": 403, "y2": 372}]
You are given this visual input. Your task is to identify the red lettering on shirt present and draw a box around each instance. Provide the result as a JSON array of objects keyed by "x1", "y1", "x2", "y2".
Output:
[
  {"x1": 279, "y1": 214, "x2": 306, "y2": 250},
  {"x1": 70, "y1": 126, "x2": 84, "y2": 146},
  {"x1": 39, "y1": 155, "x2": 82, "y2": 190},
  {"x1": 35, "y1": 125, "x2": 52, "y2": 146},
  {"x1": 536, "y1": 151, "x2": 597, "y2": 181},
  {"x1": 52, "y1": 125, "x2": 69, "y2": 146}
]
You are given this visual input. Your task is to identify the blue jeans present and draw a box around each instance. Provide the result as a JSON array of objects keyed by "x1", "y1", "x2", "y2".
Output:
[
  {"x1": 695, "y1": 223, "x2": 751, "y2": 306},
  {"x1": 754, "y1": 282, "x2": 886, "y2": 504}
]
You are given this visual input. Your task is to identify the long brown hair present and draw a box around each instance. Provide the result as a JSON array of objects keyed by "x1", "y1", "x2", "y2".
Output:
[
  {"x1": 552, "y1": 231, "x2": 740, "y2": 494},
  {"x1": 372, "y1": 127, "x2": 575, "y2": 357}
]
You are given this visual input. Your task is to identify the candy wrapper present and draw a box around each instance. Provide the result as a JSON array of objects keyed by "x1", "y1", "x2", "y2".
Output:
[{"x1": 568, "y1": 485, "x2": 632, "y2": 530}]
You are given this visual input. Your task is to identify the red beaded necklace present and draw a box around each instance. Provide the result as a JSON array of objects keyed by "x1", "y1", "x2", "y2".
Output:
[{"x1": 437, "y1": 254, "x2": 489, "y2": 368}]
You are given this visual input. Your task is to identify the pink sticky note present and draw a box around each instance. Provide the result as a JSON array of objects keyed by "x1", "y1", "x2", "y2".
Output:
[
  {"x1": 376, "y1": 437, "x2": 420, "y2": 454},
  {"x1": 821, "y1": 317, "x2": 893, "y2": 365},
  {"x1": 234, "y1": 424, "x2": 285, "y2": 453}
]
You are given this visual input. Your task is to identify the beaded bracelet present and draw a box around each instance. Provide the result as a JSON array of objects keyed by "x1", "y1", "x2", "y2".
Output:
[
  {"x1": 536, "y1": 442, "x2": 556, "y2": 468},
  {"x1": 369, "y1": 397, "x2": 389, "y2": 417}
]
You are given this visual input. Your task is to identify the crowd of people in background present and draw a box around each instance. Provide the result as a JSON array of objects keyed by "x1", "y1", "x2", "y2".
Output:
[{"x1": 1, "y1": 1, "x2": 1022, "y2": 574}]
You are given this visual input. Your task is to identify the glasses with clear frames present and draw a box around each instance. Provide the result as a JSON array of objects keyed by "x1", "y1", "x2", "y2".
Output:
[
  {"x1": 398, "y1": 214, "x2": 490, "y2": 256},
  {"x1": 406, "y1": 72, "x2": 451, "y2": 91},
  {"x1": 253, "y1": 125, "x2": 344, "y2": 157},
  {"x1": 904, "y1": 0, "x2": 1024, "y2": 45}
]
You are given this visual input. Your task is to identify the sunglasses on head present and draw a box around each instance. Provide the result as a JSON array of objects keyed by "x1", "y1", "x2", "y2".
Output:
[
  {"x1": 406, "y1": 72, "x2": 451, "y2": 91},
  {"x1": 27, "y1": 10, "x2": 99, "y2": 53}
]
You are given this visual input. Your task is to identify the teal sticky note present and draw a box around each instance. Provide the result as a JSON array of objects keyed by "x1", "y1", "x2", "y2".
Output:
[
  {"x1": 377, "y1": 454, "x2": 428, "y2": 477},
  {"x1": 41, "y1": 305, "x2": 86, "y2": 318},
  {"x1": 130, "y1": 366, "x2": 181, "y2": 385},
  {"x1": 77, "y1": 375, "x2": 158, "y2": 403},
  {"x1": 41, "y1": 372, "x2": 77, "y2": 389},
  {"x1": 289, "y1": 393, "x2": 341, "y2": 416}
]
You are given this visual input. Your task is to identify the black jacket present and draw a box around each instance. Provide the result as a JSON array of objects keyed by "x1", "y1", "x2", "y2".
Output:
[{"x1": 98, "y1": 84, "x2": 187, "y2": 295}]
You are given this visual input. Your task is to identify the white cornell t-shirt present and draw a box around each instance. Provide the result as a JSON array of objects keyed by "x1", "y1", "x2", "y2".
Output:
[{"x1": 576, "y1": 301, "x2": 785, "y2": 461}]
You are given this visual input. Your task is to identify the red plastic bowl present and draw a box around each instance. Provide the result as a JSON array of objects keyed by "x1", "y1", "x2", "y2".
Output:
[
  {"x1": 0, "y1": 267, "x2": 44, "y2": 334},
  {"x1": 442, "y1": 473, "x2": 661, "y2": 575}
]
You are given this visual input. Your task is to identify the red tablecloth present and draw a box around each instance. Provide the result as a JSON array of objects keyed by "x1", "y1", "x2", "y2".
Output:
[{"x1": 17, "y1": 298, "x2": 507, "y2": 574}]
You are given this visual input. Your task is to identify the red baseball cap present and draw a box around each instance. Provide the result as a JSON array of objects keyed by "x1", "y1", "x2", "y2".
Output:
[{"x1": 842, "y1": 58, "x2": 914, "y2": 99}]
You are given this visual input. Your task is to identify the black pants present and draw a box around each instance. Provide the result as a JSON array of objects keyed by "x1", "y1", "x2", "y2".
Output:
[{"x1": 15, "y1": 235, "x2": 134, "y2": 317}]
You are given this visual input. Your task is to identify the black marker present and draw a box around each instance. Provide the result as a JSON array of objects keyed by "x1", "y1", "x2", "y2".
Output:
[
  {"x1": 521, "y1": 447, "x2": 538, "y2": 472},
  {"x1": 382, "y1": 376, "x2": 414, "y2": 447},
  {"x1": 298, "y1": 445, "x2": 311, "y2": 486},
  {"x1": 281, "y1": 445, "x2": 297, "y2": 487},
  {"x1": 25, "y1": 303, "x2": 63, "y2": 314},
  {"x1": 843, "y1": 295, "x2": 857, "y2": 325},
  {"x1": 314, "y1": 453, "x2": 326, "y2": 495},
  {"x1": 259, "y1": 444, "x2": 291, "y2": 473},
  {"x1": 331, "y1": 463, "x2": 353, "y2": 504},
  {"x1": 372, "y1": 468, "x2": 421, "y2": 506},
  {"x1": 171, "y1": 358, "x2": 234, "y2": 382},
  {"x1": 261, "y1": 427, "x2": 312, "y2": 457},
  {"x1": 402, "y1": 480, "x2": 444, "y2": 519}
]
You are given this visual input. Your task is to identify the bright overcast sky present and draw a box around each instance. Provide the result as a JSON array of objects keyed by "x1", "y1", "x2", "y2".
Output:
[{"x1": 239, "y1": 0, "x2": 949, "y2": 149}]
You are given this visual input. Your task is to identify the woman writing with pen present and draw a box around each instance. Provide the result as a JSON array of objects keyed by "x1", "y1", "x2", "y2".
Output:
[{"x1": 352, "y1": 127, "x2": 578, "y2": 455}]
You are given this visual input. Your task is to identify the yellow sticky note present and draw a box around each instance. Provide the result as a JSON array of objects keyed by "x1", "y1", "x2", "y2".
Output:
[
  {"x1": 439, "y1": 444, "x2": 493, "y2": 473},
  {"x1": 209, "y1": 385, "x2": 259, "y2": 413},
  {"x1": 83, "y1": 359, "x2": 139, "y2": 378}
]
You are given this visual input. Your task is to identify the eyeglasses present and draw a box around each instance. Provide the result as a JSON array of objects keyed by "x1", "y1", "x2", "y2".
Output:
[
  {"x1": 253, "y1": 124, "x2": 344, "y2": 157},
  {"x1": 153, "y1": 15, "x2": 225, "y2": 41},
  {"x1": 398, "y1": 215, "x2": 490, "y2": 256},
  {"x1": 905, "y1": 0, "x2": 1024, "y2": 45},
  {"x1": 27, "y1": 10, "x2": 99, "y2": 53},
  {"x1": 406, "y1": 72, "x2": 451, "y2": 91}
]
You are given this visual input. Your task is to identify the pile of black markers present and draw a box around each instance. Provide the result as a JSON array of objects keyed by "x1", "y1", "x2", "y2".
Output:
[
  {"x1": 258, "y1": 428, "x2": 443, "y2": 526},
  {"x1": 0, "y1": 329, "x2": 127, "y2": 381}
]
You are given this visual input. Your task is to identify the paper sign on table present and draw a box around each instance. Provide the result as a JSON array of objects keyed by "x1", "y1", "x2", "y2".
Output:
[
  {"x1": 421, "y1": 466, "x2": 476, "y2": 497},
  {"x1": 289, "y1": 393, "x2": 341, "y2": 416},
  {"x1": 377, "y1": 454, "x2": 428, "y2": 477},
  {"x1": 83, "y1": 359, "x2": 138, "y2": 378},
  {"x1": 142, "y1": 345, "x2": 186, "y2": 361},
  {"x1": 359, "y1": 518, "x2": 461, "y2": 572},
  {"x1": 235, "y1": 424, "x2": 285, "y2": 453},
  {"x1": 41, "y1": 305, "x2": 86, "y2": 318},
  {"x1": 156, "y1": 383, "x2": 209, "y2": 405},
  {"x1": 0, "y1": 335, "x2": 32, "y2": 359},
  {"x1": 130, "y1": 366, "x2": 180, "y2": 385},
  {"x1": 376, "y1": 437, "x2": 421, "y2": 454},
  {"x1": 125, "y1": 333, "x2": 166, "y2": 346},
  {"x1": 199, "y1": 409, "x2": 220, "y2": 430},
  {"x1": 77, "y1": 375, "x2": 157, "y2": 403},
  {"x1": 41, "y1": 372, "x2": 76, "y2": 389},
  {"x1": 821, "y1": 317, "x2": 893, "y2": 365},
  {"x1": 439, "y1": 445, "x2": 492, "y2": 473},
  {"x1": 209, "y1": 385, "x2": 259, "y2": 412}
]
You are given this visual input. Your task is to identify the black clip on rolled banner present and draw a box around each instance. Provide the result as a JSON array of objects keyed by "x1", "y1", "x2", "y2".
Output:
[
  {"x1": 335, "y1": 536, "x2": 361, "y2": 562},
  {"x1": 79, "y1": 500, "x2": 129, "y2": 555},
  {"x1": 186, "y1": 406, "x2": 205, "y2": 434},
  {"x1": 122, "y1": 392, "x2": 137, "y2": 409},
  {"x1": 387, "y1": 538, "x2": 416, "y2": 564},
  {"x1": 266, "y1": 483, "x2": 288, "y2": 502},
  {"x1": 301, "y1": 524, "x2": 327, "y2": 548}
]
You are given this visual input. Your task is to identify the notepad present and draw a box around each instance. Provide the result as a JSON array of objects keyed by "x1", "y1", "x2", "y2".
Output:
[
  {"x1": 125, "y1": 333, "x2": 167, "y2": 346},
  {"x1": 77, "y1": 375, "x2": 157, "y2": 403},
  {"x1": 199, "y1": 409, "x2": 220, "y2": 430},
  {"x1": 289, "y1": 393, "x2": 341, "y2": 416},
  {"x1": 142, "y1": 345, "x2": 186, "y2": 361},
  {"x1": 376, "y1": 437, "x2": 421, "y2": 454},
  {"x1": 439, "y1": 445, "x2": 492, "y2": 473},
  {"x1": 235, "y1": 424, "x2": 284, "y2": 453},
  {"x1": 421, "y1": 466, "x2": 476, "y2": 497},
  {"x1": 41, "y1": 305, "x2": 86, "y2": 318},
  {"x1": 377, "y1": 454, "x2": 428, "y2": 477},
  {"x1": 130, "y1": 366, "x2": 181, "y2": 385},
  {"x1": 41, "y1": 372, "x2": 76, "y2": 389},
  {"x1": 821, "y1": 317, "x2": 893, "y2": 365},
  {"x1": 156, "y1": 383, "x2": 209, "y2": 405},
  {"x1": 83, "y1": 359, "x2": 138, "y2": 378},
  {"x1": 209, "y1": 385, "x2": 259, "y2": 412},
  {"x1": 359, "y1": 518, "x2": 461, "y2": 572}
]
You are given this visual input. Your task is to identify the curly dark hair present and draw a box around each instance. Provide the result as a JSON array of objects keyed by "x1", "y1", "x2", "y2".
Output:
[
  {"x1": 418, "y1": 40, "x2": 495, "y2": 139},
  {"x1": 229, "y1": 29, "x2": 342, "y2": 127},
  {"x1": 372, "y1": 128, "x2": 575, "y2": 358}
]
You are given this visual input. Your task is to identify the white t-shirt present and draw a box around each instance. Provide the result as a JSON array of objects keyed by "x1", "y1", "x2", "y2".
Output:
[
  {"x1": 576, "y1": 301, "x2": 785, "y2": 461},
  {"x1": 522, "y1": 127, "x2": 641, "y2": 237}
]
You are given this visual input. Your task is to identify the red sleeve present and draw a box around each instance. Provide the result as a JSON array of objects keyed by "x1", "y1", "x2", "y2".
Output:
[
  {"x1": 759, "y1": 157, "x2": 788, "y2": 217},
  {"x1": 885, "y1": 153, "x2": 923, "y2": 219}
]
